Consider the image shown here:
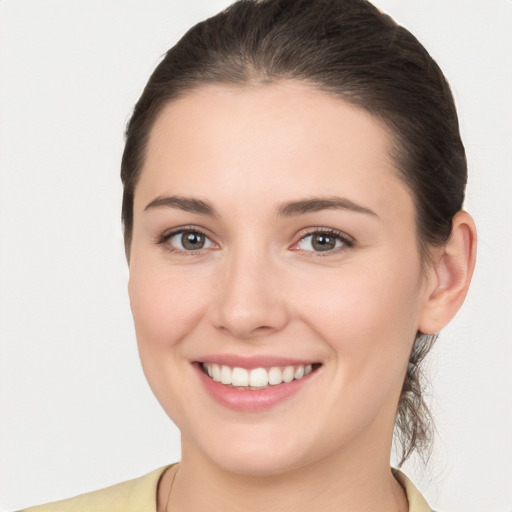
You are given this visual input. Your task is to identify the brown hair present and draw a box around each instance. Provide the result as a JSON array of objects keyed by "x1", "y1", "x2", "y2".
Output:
[{"x1": 121, "y1": 0, "x2": 467, "y2": 465}]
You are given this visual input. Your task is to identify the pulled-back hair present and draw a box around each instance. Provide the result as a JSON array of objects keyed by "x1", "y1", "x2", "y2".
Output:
[{"x1": 121, "y1": 0, "x2": 467, "y2": 465}]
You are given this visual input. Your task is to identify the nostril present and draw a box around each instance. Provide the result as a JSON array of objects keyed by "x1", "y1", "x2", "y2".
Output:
[
  {"x1": 249, "y1": 325, "x2": 275, "y2": 336},
  {"x1": 215, "y1": 319, "x2": 286, "y2": 341}
]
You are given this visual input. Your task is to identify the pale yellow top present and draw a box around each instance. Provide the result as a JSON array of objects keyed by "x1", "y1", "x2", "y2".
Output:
[{"x1": 21, "y1": 466, "x2": 432, "y2": 512}]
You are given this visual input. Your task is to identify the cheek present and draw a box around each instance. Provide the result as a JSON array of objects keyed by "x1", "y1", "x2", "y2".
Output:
[
  {"x1": 127, "y1": 260, "x2": 216, "y2": 428},
  {"x1": 293, "y1": 256, "x2": 422, "y2": 379},
  {"x1": 128, "y1": 261, "x2": 212, "y2": 357}
]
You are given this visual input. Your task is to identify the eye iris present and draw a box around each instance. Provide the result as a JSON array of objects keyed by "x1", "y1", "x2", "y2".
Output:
[
  {"x1": 181, "y1": 231, "x2": 205, "y2": 250},
  {"x1": 312, "y1": 234, "x2": 336, "y2": 251}
]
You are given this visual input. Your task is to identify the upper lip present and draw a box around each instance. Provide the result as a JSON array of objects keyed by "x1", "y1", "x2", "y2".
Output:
[{"x1": 195, "y1": 354, "x2": 320, "y2": 369}]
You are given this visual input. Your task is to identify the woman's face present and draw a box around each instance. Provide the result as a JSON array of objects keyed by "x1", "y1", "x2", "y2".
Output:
[{"x1": 128, "y1": 82, "x2": 434, "y2": 476}]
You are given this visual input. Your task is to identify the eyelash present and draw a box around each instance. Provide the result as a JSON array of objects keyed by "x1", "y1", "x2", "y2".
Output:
[
  {"x1": 156, "y1": 227, "x2": 354, "y2": 256},
  {"x1": 156, "y1": 226, "x2": 215, "y2": 255},
  {"x1": 293, "y1": 228, "x2": 354, "y2": 256}
]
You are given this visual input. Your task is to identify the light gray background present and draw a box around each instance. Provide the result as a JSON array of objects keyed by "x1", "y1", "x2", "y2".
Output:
[{"x1": 0, "y1": 1, "x2": 511, "y2": 510}]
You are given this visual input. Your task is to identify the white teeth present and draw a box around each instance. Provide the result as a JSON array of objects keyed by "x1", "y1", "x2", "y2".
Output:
[
  {"x1": 220, "y1": 365, "x2": 231, "y2": 385},
  {"x1": 294, "y1": 365, "x2": 305, "y2": 379},
  {"x1": 282, "y1": 366, "x2": 295, "y2": 383},
  {"x1": 268, "y1": 367, "x2": 283, "y2": 385},
  {"x1": 212, "y1": 364, "x2": 221, "y2": 382},
  {"x1": 249, "y1": 368, "x2": 268, "y2": 387},
  {"x1": 231, "y1": 367, "x2": 249, "y2": 387},
  {"x1": 202, "y1": 362, "x2": 316, "y2": 388}
]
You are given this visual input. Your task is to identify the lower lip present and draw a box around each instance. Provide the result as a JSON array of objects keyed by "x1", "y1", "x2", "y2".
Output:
[{"x1": 195, "y1": 365, "x2": 316, "y2": 412}]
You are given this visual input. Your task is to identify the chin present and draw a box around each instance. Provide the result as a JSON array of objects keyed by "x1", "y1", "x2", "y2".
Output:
[
  {"x1": 209, "y1": 447, "x2": 307, "y2": 477},
  {"x1": 185, "y1": 423, "x2": 328, "y2": 478}
]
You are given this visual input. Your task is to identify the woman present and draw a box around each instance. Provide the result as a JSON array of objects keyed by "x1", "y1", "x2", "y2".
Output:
[{"x1": 19, "y1": 0, "x2": 477, "y2": 510}]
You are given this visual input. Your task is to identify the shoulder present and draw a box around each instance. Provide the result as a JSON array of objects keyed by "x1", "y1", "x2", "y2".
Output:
[
  {"x1": 20, "y1": 466, "x2": 170, "y2": 512},
  {"x1": 392, "y1": 469, "x2": 434, "y2": 512}
]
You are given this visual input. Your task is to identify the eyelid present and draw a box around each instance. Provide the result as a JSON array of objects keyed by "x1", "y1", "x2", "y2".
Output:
[
  {"x1": 156, "y1": 225, "x2": 219, "y2": 254},
  {"x1": 155, "y1": 225, "x2": 354, "y2": 255},
  {"x1": 289, "y1": 227, "x2": 355, "y2": 254}
]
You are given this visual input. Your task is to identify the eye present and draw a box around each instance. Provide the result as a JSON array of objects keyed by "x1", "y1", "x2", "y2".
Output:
[
  {"x1": 293, "y1": 229, "x2": 353, "y2": 253},
  {"x1": 161, "y1": 229, "x2": 217, "y2": 253}
]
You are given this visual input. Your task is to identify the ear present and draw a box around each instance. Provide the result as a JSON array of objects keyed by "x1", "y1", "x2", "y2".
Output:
[{"x1": 418, "y1": 211, "x2": 477, "y2": 334}]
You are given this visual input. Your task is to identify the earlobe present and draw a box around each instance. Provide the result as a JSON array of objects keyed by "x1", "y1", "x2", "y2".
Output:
[{"x1": 419, "y1": 211, "x2": 477, "y2": 334}]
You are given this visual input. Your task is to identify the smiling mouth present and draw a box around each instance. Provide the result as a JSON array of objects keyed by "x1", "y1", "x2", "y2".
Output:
[{"x1": 200, "y1": 362, "x2": 321, "y2": 390}]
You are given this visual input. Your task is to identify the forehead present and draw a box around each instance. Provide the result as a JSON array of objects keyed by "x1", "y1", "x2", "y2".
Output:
[{"x1": 137, "y1": 81, "x2": 413, "y2": 221}]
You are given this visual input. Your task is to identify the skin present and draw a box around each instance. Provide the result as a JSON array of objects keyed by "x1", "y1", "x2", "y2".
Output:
[{"x1": 127, "y1": 81, "x2": 476, "y2": 512}]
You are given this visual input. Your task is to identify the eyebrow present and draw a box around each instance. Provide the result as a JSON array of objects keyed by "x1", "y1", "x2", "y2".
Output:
[
  {"x1": 144, "y1": 195, "x2": 219, "y2": 217},
  {"x1": 143, "y1": 195, "x2": 378, "y2": 219},
  {"x1": 277, "y1": 196, "x2": 378, "y2": 218}
]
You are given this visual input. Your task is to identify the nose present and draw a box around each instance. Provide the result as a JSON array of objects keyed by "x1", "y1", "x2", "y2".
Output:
[{"x1": 210, "y1": 248, "x2": 290, "y2": 340}]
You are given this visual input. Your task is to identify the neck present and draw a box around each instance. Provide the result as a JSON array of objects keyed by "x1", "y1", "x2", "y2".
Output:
[{"x1": 160, "y1": 437, "x2": 408, "y2": 512}]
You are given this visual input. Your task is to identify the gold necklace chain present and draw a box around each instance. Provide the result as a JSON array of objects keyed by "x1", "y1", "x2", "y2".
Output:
[{"x1": 165, "y1": 466, "x2": 179, "y2": 512}]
